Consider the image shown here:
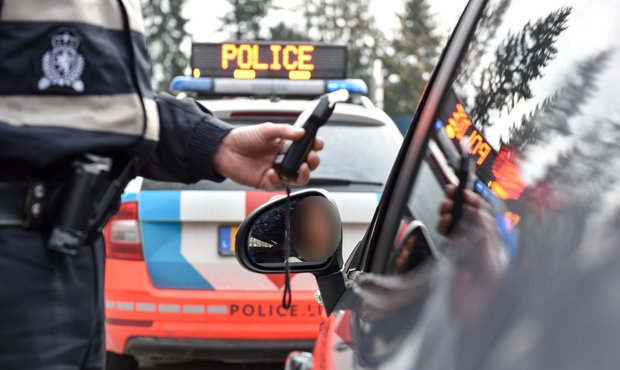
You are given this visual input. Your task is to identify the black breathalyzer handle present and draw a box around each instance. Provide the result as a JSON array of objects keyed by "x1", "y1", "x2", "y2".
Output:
[
  {"x1": 447, "y1": 143, "x2": 470, "y2": 234},
  {"x1": 277, "y1": 96, "x2": 333, "y2": 179}
]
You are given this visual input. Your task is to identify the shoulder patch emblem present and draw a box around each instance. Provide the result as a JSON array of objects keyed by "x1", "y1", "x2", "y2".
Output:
[{"x1": 37, "y1": 30, "x2": 85, "y2": 93}]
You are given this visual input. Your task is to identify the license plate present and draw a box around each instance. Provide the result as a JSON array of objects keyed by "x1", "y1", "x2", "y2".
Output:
[{"x1": 218, "y1": 225, "x2": 239, "y2": 256}]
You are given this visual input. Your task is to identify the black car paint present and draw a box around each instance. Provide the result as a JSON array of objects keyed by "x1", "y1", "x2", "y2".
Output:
[{"x1": 325, "y1": 0, "x2": 620, "y2": 369}]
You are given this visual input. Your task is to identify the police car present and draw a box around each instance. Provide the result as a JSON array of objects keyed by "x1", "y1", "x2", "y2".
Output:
[{"x1": 103, "y1": 41, "x2": 402, "y2": 367}]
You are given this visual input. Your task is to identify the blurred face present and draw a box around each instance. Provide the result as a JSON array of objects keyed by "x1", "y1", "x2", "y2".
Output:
[
  {"x1": 394, "y1": 234, "x2": 417, "y2": 275},
  {"x1": 292, "y1": 196, "x2": 339, "y2": 262}
]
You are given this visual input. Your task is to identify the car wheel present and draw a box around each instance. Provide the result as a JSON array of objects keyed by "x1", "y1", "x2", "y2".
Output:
[{"x1": 106, "y1": 351, "x2": 138, "y2": 370}]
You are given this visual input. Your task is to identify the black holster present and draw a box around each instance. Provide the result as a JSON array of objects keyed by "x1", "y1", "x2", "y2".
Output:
[{"x1": 47, "y1": 154, "x2": 138, "y2": 255}]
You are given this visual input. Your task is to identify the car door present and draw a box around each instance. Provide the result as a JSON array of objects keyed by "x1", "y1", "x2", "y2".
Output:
[
  {"x1": 318, "y1": 0, "x2": 620, "y2": 369},
  {"x1": 405, "y1": 1, "x2": 620, "y2": 369},
  {"x1": 311, "y1": 1, "x2": 490, "y2": 368}
]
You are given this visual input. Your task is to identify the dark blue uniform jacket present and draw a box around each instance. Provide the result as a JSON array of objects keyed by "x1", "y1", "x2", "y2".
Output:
[{"x1": 0, "y1": 0, "x2": 232, "y2": 182}]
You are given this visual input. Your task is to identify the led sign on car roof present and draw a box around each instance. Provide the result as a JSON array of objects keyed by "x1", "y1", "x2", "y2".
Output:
[
  {"x1": 176, "y1": 42, "x2": 364, "y2": 96},
  {"x1": 192, "y1": 42, "x2": 348, "y2": 81},
  {"x1": 435, "y1": 89, "x2": 525, "y2": 201},
  {"x1": 436, "y1": 91, "x2": 497, "y2": 183},
  {"x1": 445, "y1": 103, "x2": 493, "y2": 167}
]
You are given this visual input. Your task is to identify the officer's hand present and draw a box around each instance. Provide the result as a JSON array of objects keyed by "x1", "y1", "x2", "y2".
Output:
[
  {"x1": 213, "y1": 122, "x2": 323, "y2": 191},
  {"x1": 437, "y1": 184, "x2": 483, "y2": 236}
]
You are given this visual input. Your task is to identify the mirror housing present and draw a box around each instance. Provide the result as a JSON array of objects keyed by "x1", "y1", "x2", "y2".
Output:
[{"x1": 235, "y1": 189, "x2": 347, "y2": 314}]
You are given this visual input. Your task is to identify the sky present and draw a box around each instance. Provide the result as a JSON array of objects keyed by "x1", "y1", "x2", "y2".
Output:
[{"x1": 181, "y1": 0, "x2": 468, "y2": 54}]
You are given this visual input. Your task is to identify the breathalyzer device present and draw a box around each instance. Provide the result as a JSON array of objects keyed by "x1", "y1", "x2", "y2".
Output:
[{"x1": 273, "y1": 89, "x2": 349, "y2": 180}]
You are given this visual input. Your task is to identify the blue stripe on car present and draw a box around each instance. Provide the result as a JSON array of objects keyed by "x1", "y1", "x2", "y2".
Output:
[
  {"x1": 139, "y1": 190, "x2": 181, "y2": 221},
  {"x1": 138, "y1": 190, "x2": 213, "y2": 290},
  {"x1": 140, "y1": 221, "x2": 213, "y2": 290},
  {"x1": 121, "y1": 192, "x2": 138, "y2": 202}
]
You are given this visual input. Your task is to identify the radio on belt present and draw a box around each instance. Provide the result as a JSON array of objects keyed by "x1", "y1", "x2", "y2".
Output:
[{"x1": 274, "y1": 89, "x2": 349, "y2": 180}]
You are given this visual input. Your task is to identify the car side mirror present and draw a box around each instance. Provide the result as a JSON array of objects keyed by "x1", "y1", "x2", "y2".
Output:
[
  {"x1": 235, "y1": 189, "x2": 344, "y2": 274},
  {"x1": 388, "y1": 220, "x2": 439, "y2": 274}
]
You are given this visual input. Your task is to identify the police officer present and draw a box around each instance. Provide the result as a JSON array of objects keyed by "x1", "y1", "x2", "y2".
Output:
[{"x1": 0, "y1": 1, "x2": 322, "y2": 369}]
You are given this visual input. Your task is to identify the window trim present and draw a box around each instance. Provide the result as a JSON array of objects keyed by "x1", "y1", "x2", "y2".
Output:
[{"x1": 358, "y1": 0, "x2": 489, "y2": 274}]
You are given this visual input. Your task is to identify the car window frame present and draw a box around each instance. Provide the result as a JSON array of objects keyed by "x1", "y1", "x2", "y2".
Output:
[{"x1": 350, "y1": 0, "x2": 489, "y2": 274}]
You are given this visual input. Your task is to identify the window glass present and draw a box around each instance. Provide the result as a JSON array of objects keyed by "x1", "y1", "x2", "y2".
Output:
[
  {"x1": 384, "y1": 0, "x2": 620, "y2": 275},
  {"x1": 143, "y1": 121, "x2": 399, "y2": 192},
  {"x1": 383, "y1": 0, "x2": 620, "y2": 367},
  {"x1": 406, "y1": 159, "x2": 449, "y2": 250}
]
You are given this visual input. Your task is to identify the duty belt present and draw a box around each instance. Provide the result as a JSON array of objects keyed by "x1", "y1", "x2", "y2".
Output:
[{"x1": 0, "y1": 181, "x2": 49, "y2": 229}]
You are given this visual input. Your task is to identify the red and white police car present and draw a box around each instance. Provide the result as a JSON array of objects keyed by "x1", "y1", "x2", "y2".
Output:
[{"x1": 103, "y1": 41, "x2": 402, "y2": 368}]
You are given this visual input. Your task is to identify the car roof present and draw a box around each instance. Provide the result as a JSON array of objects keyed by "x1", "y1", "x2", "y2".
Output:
[{"x1": 199, "y1": 98, "x2": 396, "y2": 126}]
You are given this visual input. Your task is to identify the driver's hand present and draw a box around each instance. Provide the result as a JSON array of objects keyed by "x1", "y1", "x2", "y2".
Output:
[
  {"x1": 214, "y1": 122, "x2": 324, "y2": 191},
  {"x1": 439, "y1": 185, "x2": 506, "y2": 324},
  {"x1": 437, "y1": 184, "x2": 483, "y2": 236}
]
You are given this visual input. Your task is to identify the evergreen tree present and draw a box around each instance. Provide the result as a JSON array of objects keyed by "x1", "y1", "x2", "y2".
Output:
[
  {"x1": 502, "y1": 93, "x2": 553, "y2": 152},
  {"x1": 269, "y1": 21, "x2": 307, "y2": 42},
  {"x1": 515, "y1": 50, "x2": 616, "y2": 277},
  {"x1": 539, "y1": 50, "x2": 616, "y2": 205},
  {"x1": 381, "y1": 0, "x2": 442, "y2": 116},
  {"x1": 468, "y1": 7, "x2": 571, "y2": 129},
  {"x1": 220, "y1": 0, "x2": 273, "y2": 40},
  {"x1": 456, "y1": 0, "x2": 511, "y2": 88},
  {"x1": 545, "y1": 118, "x2": 620, "y2": 207},
  {"x1": 217, "y1": 0, "x2": 379, "y2": 100},
  {"x1": 504, "y1": 50, "x2": 613, "y2": 152},
  {"x1": 141, "y1": 0, "x2": 189, "y2": 92},
  {"x1": 303, "y1": 0, "x2": 379, "y2": 82}
]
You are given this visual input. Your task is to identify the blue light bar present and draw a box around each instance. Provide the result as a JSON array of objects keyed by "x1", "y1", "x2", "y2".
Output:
[
  {"x1": 326, "y1": 79, "x2": 368, "y2": 94},
  {"x1": 474, "y1": 180, "x2": 500, "y2": 205},
  {"x1": 434, "y1": 119, "x2": 444, "y2": 131},
  {"x1": 169, "y1": 76, "x2": 369, "y2": 96},
  {"x1": 169, "y1": 76, "x2": 213, "y2": 92}
]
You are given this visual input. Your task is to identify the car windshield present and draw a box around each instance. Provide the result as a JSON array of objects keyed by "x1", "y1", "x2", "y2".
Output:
[{"x1": 143, "y1": 120, "x2": 400, "y2": 192}]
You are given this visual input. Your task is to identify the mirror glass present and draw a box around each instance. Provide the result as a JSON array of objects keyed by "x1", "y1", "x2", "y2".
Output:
[{"x1": 248, "y1": 195, "x2": 341, "y2": 265}]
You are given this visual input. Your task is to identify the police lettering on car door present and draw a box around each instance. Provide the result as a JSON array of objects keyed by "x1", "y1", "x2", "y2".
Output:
[{"x1": 229, "y1": 303, "x2": 323, "y2": 317}]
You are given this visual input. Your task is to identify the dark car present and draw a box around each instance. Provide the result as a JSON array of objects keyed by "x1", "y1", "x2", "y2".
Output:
[{"x1": 235, "y1": 0, "x2": 620, "y2": 368}]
